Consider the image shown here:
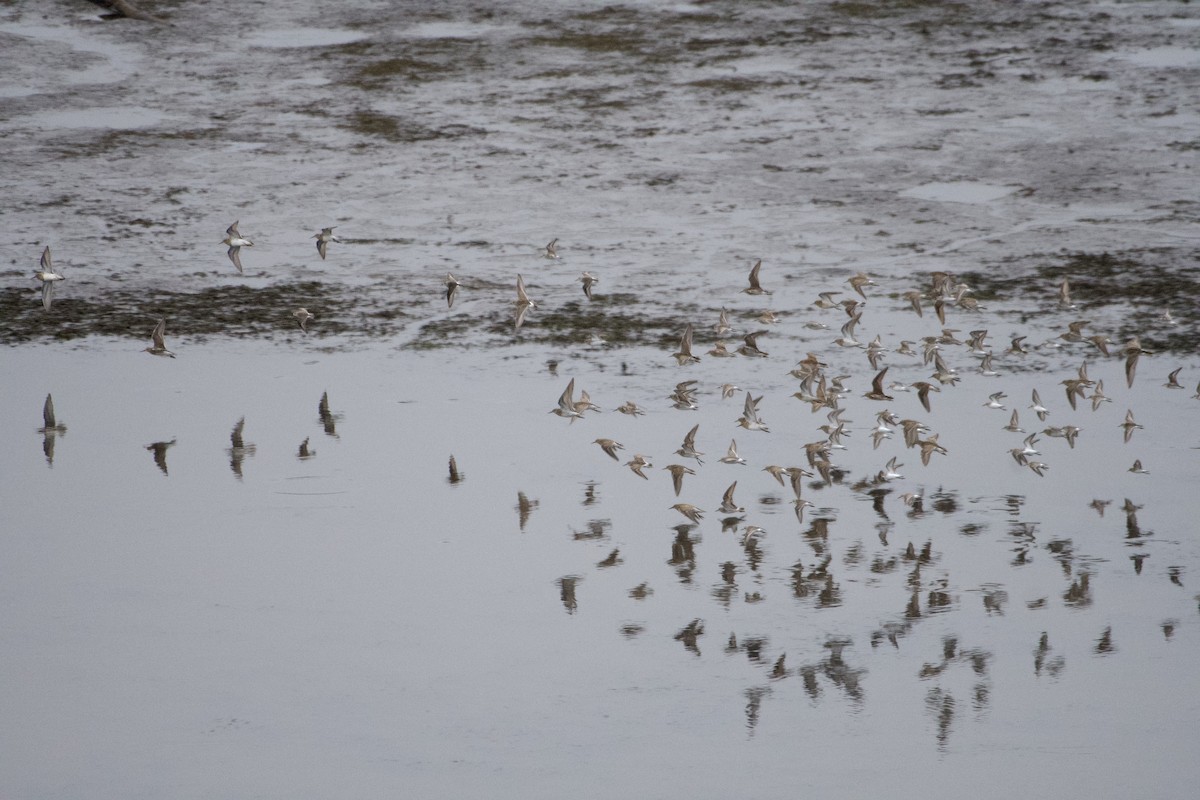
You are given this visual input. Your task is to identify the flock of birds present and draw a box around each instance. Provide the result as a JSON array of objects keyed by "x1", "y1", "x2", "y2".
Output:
[
  {"x1": 504, "y1": 250, "x2": 1196, "y2": 722},
  {"x1": 28, "y1": 229, "x2": 1190, "y2": 509},
  {"x1": 26, "y1": 228, "x2": 1195, "y2": 736},
  {"x1": 35, "y1": 387, "x2": 339, "y2": 476},
  {"x1": 30, "y1": 220, "x2": 340, "y2": 349},
  {"x1": 534, "y1": 256, "x2": 1189, "y2": 530},
  {"x1": 510, "y1": 251, "x2": 1197, "y2": 724}
]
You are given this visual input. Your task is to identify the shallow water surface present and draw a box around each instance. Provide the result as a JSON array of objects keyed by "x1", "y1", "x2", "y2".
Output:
[{"x1": 2, "y1": 1, "x2": 1199, "y2": 798}]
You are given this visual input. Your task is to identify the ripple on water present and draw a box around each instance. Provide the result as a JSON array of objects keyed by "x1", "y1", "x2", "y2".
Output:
[
  {"x1": 25, "y1": 106, "x2": 169, "y2": 130},
  {"x1": 245, "y1": 29, "x2": 371, "y2": 49},
  {"x1": 899, "y1": 181, "x2": 1017, "y2": 204},
  {"x1": 1120, "y1": 47, "x2": 1200, "y2": 69}
]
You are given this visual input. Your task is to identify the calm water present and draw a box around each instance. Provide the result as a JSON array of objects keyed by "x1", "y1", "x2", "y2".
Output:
[{"x1": 2, "y1": 1, "x2": 1199, "y2": 798}]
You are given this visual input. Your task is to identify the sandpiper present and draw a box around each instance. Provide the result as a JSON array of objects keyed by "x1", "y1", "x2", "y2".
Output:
[
  {"x1": 669, "y1": 380, "x2": 700, "y2": 411},
  {"x1": 574, "y1": 388, "x2": 600, "y2": 415},
  {"x1": 902, "y1": 290, "x2": 923, "y2": 317},
  {"x1": 550, "y1": 378, "x2": 583, "y2": 422},
  {"x1": 1029, "y1": 389, "x2": 1049, "y2": 421},
  {"x1": 713, "y1": 308, "x2": 732, "y2": 336},
  {"x1": 144, "y1": 318, "x2": 176, "y2": 358},
  {"x1": 708, "y1": 340, "x2": 734, "y2": 358},
  {"x1": 912, "y1": 381, "x2": 939, "y2": 413},
  {"x1": 1119, "y1": 409, "x2": 1142, "y2": 443},
  {"x1": 663, "y1": 464, "x2": 696, "y2": 496},
  {"x1": 33, "y1": 246, "x2": 64, "y2": 310},
  {"x1": 1057, "y1": 276, "x2": 1074, "y2": 309},
  {"x1": 625, "y1": 454, "x2": 652, "y2": 479},
  {"x1": 719, "y1": 439, "x2": 747, "y2": 465},
  {"x1": 616, "y1": 401, "x2": 645, "y2": 417},
  {"x1": 293, "y1": 308, "x2": 313, "y2": 332},
  {"x1": 541, "y1": 238, "x2": 560, "y2": 259},
  {"x1": 514, "y1": 274, "x2": 536, "y2": 331},
  {"x1": 762, "y1": 465, "x2": 787, "y2": 486},
  {"x1": 593, "y1": 438, "x2": 624, "y2": 461},
  {"x1": 39, "y1": 393, "x2": 67, "y2": 434},
  {"x1": 1086, "y1": 334, "x2": 1112, "y2": 357},
  {"x1": 983, "y1": 391, "x2": 1007, "y2": 410},
  {"x1": 881, "y1": 456, "x2": 903, "y2": 481},
  {"x1": 312, "y1": 226, "x2": 339, "y2": 260},
  {"x1": 1165, "y1": 367, "x2": 1184, "y2": 389},
  {"x1": 445, "y1": 273, "x2": 461, "y2": 308},
  {"x1": 848, "y1": 271, "x2": 876, "y2": 298},
  {"x1": 743, "y1": 259, "x2": 771, "y2": 295},
  {"x1": 580, "y1": 271, "x2": 597, "y2": 300},
  {"x1": 1059, "y1": 319, "x2": 1088, "y2": 344},
  {"x1": 671, "y1": 503, "x2": 705, "y2": 524},
  {"x1": 738, "y1": 330, "x2": 769, "y2": 358},
  {"x1": 673, "y1": 323, "x2": 700, "y2": 365},
  {"x1": 675, "y1": 423, "x2": 704, "y2": 464},
  {"x1": 718, "y1": 482, "x2": 745, "y2": 514},
  {"x1": 1122, "y1": 336, "x2": 1152, "y2": 388},
  {"x1": 222, "y1": 221, "x2": 253, "y2": 273},
  {"x1": 864, "y1": 367, "x2": 893, "y2": 401},
  {"x1": 833, "y1": 313, "x2": 863, "y2": 348},
  {"x1": 736, "y1": 392, "x2": 769, "y2": 432},
  {"x1": 1128, "y1": 459, "x2": 1149, "y2": 475},
  {"x1": 785, "y1": 466, "x2": 812, "y2": 496},
  {"x1": 917, "y1": 435, "x2": 947, "y2": 466},
  {"x1": 1003, "y1": 409, "x2": 1025, "y2": 433},
  {"x1": 1012, "y1": 433, "x2": 1040, "y2": 464}
]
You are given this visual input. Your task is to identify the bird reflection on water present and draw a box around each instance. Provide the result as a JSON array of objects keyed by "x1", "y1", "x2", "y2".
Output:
[{"x1": 146, "y1": 439, "x2": 177, "y2": 475}]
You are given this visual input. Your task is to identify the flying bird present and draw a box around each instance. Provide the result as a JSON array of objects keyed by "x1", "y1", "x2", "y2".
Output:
[
  {"x1": 312, "y1": 226, "x2": 339, "y2": 259},
  {"x1": 222, "y1": 220, "x2": 253, "y2": 273},
  {"x1": 33, "y1": 246, "x2": 64, "y2": 310}
]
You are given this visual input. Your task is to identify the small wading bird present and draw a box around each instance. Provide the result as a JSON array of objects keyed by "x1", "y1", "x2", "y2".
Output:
[
  {"x1": 676, "y1": 423, "x2": 704, "y2": 464},
  {"x1": 580, "y1": 271, "x2": 597, "y2": 300},
  {"x1": 673, "y1": 323, "x2": 699, "y2": 365},
  {"x1": 720, "y1": 439, "x2": 747, "y2": 465},
  {"x1": 549, "y1": 378, "x2": 584, "y2": 422},
  {"x1": 514, "y1": 274, "x2": 536, "y2": 331},
  {"x1": 671, "y1": 503, "x2": 705, "y2": 524},
  {"x1": 743, "y1": 259, "x2": 771, "y2": 295},
  {"x1": 222, "y1": 220, "x2": 253, "y2": 273},
  {"x1": 293, "y1": 308, "x2": 313, "y2": 333},
  {"x1": 736, "y1": 392, "x2": 769, "y2": 432},
  {"x1": 664, "y1": 464, "x2": 696, "y2": 496},
  {"x1": 39, "y1": 394, "x2": 67, "y2": 436},
  {"x1": 33, "y1": 246, "x2": 64, "y2": 310},
  {"x1": 312, "y1": 226, "x2": 339, "y2": 259},
  {"x1": 593, "y1": 438, "x2": 624, "y2": 461},
  {"x1": 445, "y1": 273, "x2": 461, "y2": 308},
  {"x1": 144, "y1": 318, "x2": 176, "y2": 358},
  {"x1": 625, "y1": 454, "x2": 652, "y2": 479}
]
